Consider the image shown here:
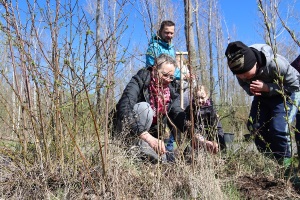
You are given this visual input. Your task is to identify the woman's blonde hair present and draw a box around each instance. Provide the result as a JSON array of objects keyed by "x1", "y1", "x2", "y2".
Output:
[
  {"x1": 195, "y1": 85, "x2": 208, "y2": 94},
  {"x1": 155, "y1": 53, "x2": 177, "y2": 69},
  {"x1": 193, "y1": 85, "x2": 209, "y2": 100}
]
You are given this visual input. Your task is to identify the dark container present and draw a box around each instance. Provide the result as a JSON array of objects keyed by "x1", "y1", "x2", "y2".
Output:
[{"x1": 224, "y1": 132, "x2": 234, "y2": 145}]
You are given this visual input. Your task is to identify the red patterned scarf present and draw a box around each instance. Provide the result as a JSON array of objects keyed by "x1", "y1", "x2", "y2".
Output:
[{"x1": 149, "y1": 73, "x2": 171, "y2": 124}]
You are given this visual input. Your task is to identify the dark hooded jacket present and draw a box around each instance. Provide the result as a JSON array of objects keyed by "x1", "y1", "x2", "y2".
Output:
[
  {"x1": 238, "y1": 44, "x2": 300, "y2": 96},
  {"x1": 115, "y1": 67, "x2": 187, "y2": 136}
]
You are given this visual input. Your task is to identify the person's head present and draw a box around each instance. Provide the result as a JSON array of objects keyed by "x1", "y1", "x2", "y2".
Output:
[
  {"x1": 153, "y1": 54, "x2": 176, "y2": 86},
  {"x1": 225, "y1": 41, "x2": 257, "y2": 80},
  {"x1": 158, "y1": 20, "x2": 175, "y2": 43},
  {"x1": 195, "y1": 85, "x2": 209, "y2": 106}
]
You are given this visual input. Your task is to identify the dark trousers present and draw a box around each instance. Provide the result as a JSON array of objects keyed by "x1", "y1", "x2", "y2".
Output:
[
  {"x1": 295, "y1": 112, "x2": 300, "y2": 155},
  {"x1": 247, "y1": 92, "x2": 300, "y2": 160}
]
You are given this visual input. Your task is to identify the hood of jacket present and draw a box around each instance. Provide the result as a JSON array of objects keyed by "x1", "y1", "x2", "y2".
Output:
[{"x1": 149, "y1": 33, "x2": 174, "y2": 50}]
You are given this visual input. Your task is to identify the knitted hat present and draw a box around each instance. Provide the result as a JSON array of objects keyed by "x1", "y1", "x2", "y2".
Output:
[{"x1": 225, "y1": 41, "x2": 257, "y2": 74}]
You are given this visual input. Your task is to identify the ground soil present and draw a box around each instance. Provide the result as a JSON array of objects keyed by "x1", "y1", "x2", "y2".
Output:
[
  {"x1": 235, "y1": 174, "x2": 300, "y2": 199},
  {"x1": 228, "y1": 140, "x2": 300, "y2": 199}
]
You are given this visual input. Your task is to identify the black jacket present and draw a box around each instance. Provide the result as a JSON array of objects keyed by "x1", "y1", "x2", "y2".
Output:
[
  {"x1": 185, "y1": 101, "x2": 225, "y2": 148},
  {"x1": 116, "y1": 68, "x2": 188, "y2": 136}
]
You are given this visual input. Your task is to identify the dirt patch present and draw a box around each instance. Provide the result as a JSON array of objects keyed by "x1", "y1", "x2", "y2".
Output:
[{"x1": 236, "y1": 175, "x2": 300, "y2": 199}]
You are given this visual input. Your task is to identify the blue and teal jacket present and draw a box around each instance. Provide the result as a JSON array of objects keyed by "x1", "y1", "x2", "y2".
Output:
[{"x1": 146, "y1": 34, "x2": 175, "y2": 67}]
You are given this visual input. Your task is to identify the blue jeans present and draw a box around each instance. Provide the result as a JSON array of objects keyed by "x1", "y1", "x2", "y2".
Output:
[
  {"x1": 165, "y1": 134, "x2": 175, "y2": 152},
  {"x1": 247, "y1": 92, "x2": 300, "y2": 160},
  {"x1": 164, "y1": 134, "x2": 176, "y2": 162}
]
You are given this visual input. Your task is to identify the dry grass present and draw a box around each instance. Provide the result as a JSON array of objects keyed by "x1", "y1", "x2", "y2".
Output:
[
  {"x1": 1, "y1": 112, "x2": 298, "y2": 199},
  {"x1": 3, "y1": 131, "x2": 300, "y2": 199},
  {"x1": 0, "y1": 135, "x2": 229, "y2": 199}
]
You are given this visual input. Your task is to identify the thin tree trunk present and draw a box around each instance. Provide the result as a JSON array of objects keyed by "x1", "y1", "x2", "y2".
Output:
[
  {"x1": 208, "y1": 0, "x2": 214, "y2": 99},
  {"x1": 184, "y1": 0, "x2": 197, "y2": 173},
  {"x1": 96, "y1": 0, "x2": 102, "y2": 118},
  {"x1": 184, "y1": 0, "x2": 197, "y2": 68},
  {"x1": 194, "y1": 2, "x2": 206, "y2": 84},
  {"x1": 215, "y1": 4, "x2": 225, "y2": 103}
]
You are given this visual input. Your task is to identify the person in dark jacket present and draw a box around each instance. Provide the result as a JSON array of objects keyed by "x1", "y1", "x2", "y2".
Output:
[
  {"x1": 183, "y1": 85, "x2": 226, "y2": 150},
  {"x1": 115, "y1": 54, "x2": 218, "y2": 163},
  {"x1": 225, "y1": 41, "x2": 300, "y2": 188}
]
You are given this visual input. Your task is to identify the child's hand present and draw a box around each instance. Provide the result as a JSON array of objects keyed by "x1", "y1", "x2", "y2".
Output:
[
  {"x1": 205, "y1": 141, "x2": 219, "y2": 154},
  {"x1": 194, "y1": 134, "x2": 219, "y2": 154},
  {"x1": 250, "y1": 80, "x2": 269, "y2": 95}
]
